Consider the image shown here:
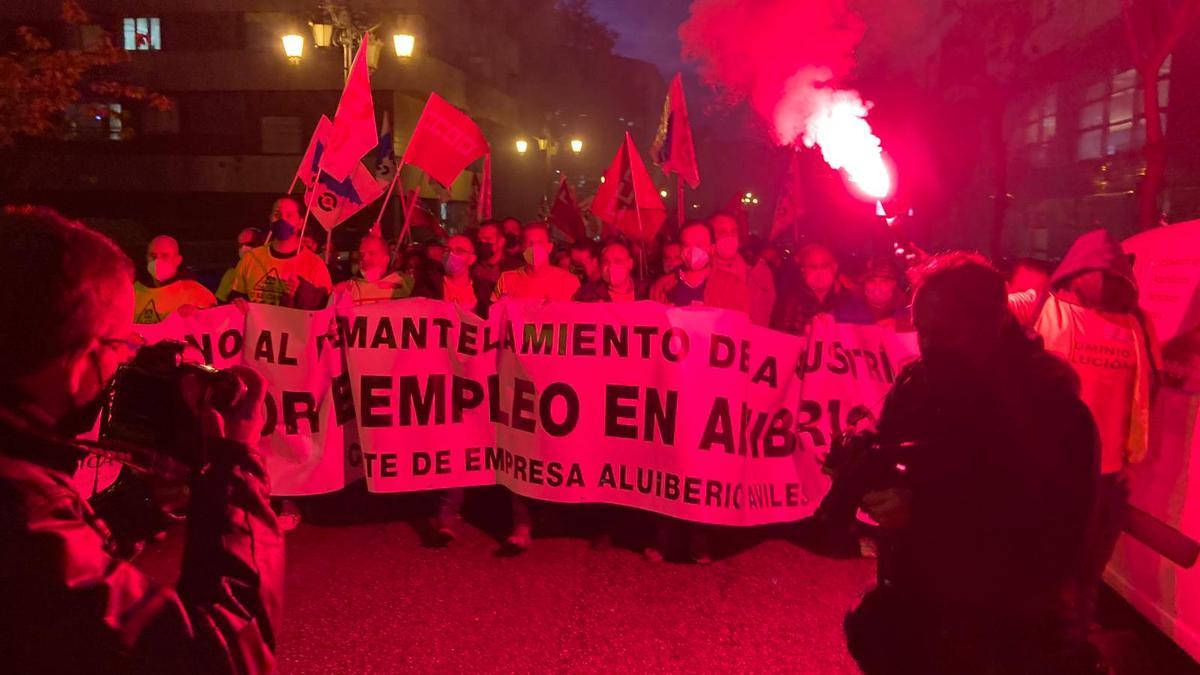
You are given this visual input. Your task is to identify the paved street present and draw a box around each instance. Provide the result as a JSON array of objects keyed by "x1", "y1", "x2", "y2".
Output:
[{"x1": 136, "y1": 487, "x2": 1199, "y2": 674}]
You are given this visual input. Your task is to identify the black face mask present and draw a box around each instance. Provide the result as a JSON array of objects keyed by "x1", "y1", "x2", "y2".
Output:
[
  {"x1": 503, "y1": 233, "x2": 520, "y2": 252},
  {"x1": 477, "y1": 243, "x2": 495, "y2": 261},
  {"x1": 271, "y1": 218, "x2": 296, "y2": 241},
  {"x1": 55, "y1": 352, "x2": 108, "y2": 437}
]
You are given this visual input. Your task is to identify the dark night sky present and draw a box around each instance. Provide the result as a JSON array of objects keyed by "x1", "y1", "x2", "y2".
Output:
[{"x1": 590, "y1": 0, "x2": 693, "y2": 76}]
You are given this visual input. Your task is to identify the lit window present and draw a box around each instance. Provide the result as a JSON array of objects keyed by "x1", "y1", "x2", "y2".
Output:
[
  {"x1": 1020, "y1": 91, "x2": 1056, "y2": 164},
  {"x1": 1076, "y1": 58, "x2": 1170, "y2": 160},
  {"x1": 123, "y1": 17, "x2": 161, "y2": 51},
  {"x1": 66, "y1": 103, "x2": 124, "y2": 141}
]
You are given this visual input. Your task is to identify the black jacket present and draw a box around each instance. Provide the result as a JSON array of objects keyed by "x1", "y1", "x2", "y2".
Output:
[
  {"x1": 413, "y1": 268, "x2": 494, "y2": 318},
  {"x1": 0, "y1": 414, "x2": 282, "y2": 674}
]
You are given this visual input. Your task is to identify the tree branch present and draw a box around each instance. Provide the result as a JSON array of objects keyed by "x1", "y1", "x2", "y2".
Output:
[
  {"x1": 1149, "y1": 0, "x2": 1200, "y2": 70},
  {"x1": 1121, "y1": 0, "x2": 1147, "y2": 67}
]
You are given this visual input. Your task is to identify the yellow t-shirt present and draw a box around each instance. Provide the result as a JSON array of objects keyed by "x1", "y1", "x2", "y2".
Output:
[
  {"x1": 215, "y1": 266, "x2": 238, "y2": 302},
  {"x1": 133, "y1": 279, "x2": 216, "y2": 324},
  {"x1": 336, "y1": 273, "x2": 414, "y2": 306},
  {"x1": 230, "y1": 245, "x2": 332, "y2": 308},
  {"x1": 491, "y1": 266, "x2": 580, "y2": 302}
]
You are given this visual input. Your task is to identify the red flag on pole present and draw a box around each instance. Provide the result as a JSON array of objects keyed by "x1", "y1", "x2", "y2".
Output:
[
  {"x1": 591, "y1": 132, "x2": 667, "y2": 243},
  {"x1": 320, "y1": 35, "x2": 377, "y2": 181},
  {"x1": 769, "y1": 150, "x2": 806, "y2": 242},
  {"x1": 402, "y1": 92, "x2": 489, "y2": 188},
  {"x1": 548, "y1": 175, "x2": 587, "y2": 242},
  {"x1": 650, "y1": 73, "x2": 699, "y2": 189}
]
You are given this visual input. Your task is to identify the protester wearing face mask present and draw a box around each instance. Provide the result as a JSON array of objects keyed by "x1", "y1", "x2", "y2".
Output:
[
  {"x1": 709, "y1": 213, "x2": 776, "y2": 326},
  {"x1": 491, "y1": 222, "x2": 581, "y2": 305},
  {"x1": 408, "y1": 234, "x2": 493, "y2": 547},
  {"x1": 0, "y1": 206, "x2": 281, "y2": 672},
  {"x1": 133, "y1": 235, "x2": 216, "y2": 324},
  {"x1": 575, "y1": 239, "x2": 647, "y2": 302},
  {"x1": 333, "y1": 234, "x2": 413, "y2": 306},
  {"x1": 649, "y1": 220, "x2": 749, "y2": 314},
  {"x1": 771, "y1": 243, "x2": 860, "y2": 335},
  {"x1": 216, "y1": 227, "x2": 265, "y2": 303},
  {"x1": 472, "y1": 220, "x2": 509, "y2": 284},
  {"x1": 227, "y1": 196, "x2": 332, "y2": 311},
  {"x1": 489, "y1": 222, "x2": 580, "y2": 555}
]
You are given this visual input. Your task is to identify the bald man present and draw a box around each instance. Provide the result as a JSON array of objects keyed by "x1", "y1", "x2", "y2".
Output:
[
  {"x1": 133, "y1": 235, "x2": 216, "y2": 324},
  {"x1": 333, "y1": 234, "x2": 414, "y2": 306}
]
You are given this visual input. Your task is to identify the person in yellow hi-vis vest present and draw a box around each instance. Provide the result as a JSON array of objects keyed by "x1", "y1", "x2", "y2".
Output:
[
  {"x1": 332, "y1": 234, "x2": 413, "y2": 308},
  {"x1": 133, "y1": 236, "x2": 216, "y2": 324},
  {"x1": 1009, "y1": 228, "x2": 1161, "y2": 641}
]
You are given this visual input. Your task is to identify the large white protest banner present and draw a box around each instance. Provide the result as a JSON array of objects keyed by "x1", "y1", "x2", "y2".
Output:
[
  {"x1": 338, "y1": 298, "x2": 918, "y2": 525},
  {"x1": 114, "y1": 299, "x2": 920, "y2": 525},
  {"x1": 1107, "y1": 222, "x2": 1200, "y2": 661}
]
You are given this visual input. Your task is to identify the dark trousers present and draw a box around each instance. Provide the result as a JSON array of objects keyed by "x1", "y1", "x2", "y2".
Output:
[
  {"x1": 435, "y1": 488, "x2": 464, "y2": 524},
  {"x1": 1064, "y1": 471, "x2": 1129, "y2": 639}
]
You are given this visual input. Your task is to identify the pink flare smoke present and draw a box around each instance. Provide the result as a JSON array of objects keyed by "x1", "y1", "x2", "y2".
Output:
[{"x1": 681, "y1": 0, "x2": 890, "y2": 199}]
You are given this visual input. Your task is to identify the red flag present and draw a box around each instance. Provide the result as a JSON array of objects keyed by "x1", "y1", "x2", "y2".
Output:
[
  {"x1": 650, "y1": 73, "x2": 699, "y2": 189},
  {"x1": 320, "y1": 35, "x2": 377, "y2": 181},
  {"x1": 591, "y1": 132, "x2": 666, "y2": 242},
  {"x1": 549, "y1": 176, "x2": 587, "y2": 242},
  {"x1": 402, "y1": 92, "x2": 489, "y2": 188},
  {"x1": 769, "y1": 150, "x2": 806, "y2": 242},
  {"x1": 293, "y1": 116, "x2": 333, "y2": 190}
]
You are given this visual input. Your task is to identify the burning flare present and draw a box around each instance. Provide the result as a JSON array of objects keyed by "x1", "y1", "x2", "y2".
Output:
[{"x1": 799, "y1": 92, "x2": 891, "y2": 199}]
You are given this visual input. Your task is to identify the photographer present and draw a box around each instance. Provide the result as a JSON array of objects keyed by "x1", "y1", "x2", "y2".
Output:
[
  {"x1": 0, "y1": 206, "x2": 282, "y2": 673},
  {"x1": 843, "y1": 252, "x2": 1100, "y2": 674}
]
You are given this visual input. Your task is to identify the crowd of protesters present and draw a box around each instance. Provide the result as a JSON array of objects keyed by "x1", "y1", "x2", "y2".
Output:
[{"x1": 14, "y1": 192, "x2": 1159, "y2": 673}]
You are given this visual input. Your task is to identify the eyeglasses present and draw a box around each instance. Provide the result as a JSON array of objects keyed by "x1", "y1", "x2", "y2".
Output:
[
  {"x1": 448, "y1": 246, "x2": 474, "y2": 256},
  {"x1": 98, "y1": 333, "x2": 147, "y2": 354}
]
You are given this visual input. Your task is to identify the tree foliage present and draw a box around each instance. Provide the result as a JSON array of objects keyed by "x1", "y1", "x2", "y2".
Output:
[{"x1": 0, "y1": 1, "x2": 170, "y2": 147}]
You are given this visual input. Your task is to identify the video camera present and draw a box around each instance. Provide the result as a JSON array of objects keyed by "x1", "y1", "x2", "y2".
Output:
[
  {"x1": 85, "y1": 341, "x2": 246, "y2": 557},
  {"x1": 808, "y1": 429, "x2": 922, "y2": 558},
  {"x1": 94, "y1": 340, "x2": 246, "y2": 478}
]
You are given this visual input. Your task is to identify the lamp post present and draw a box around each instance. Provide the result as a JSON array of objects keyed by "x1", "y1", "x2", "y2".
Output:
[
  {"x1": 283, "y1": 2, "x2": 416, "y2": 80},
  {"x1": 516, "y1": 132, "x2": 583, "y2": 199}
]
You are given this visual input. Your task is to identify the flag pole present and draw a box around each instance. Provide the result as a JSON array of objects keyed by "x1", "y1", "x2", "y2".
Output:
[
  {"x1": 627, "y1": 138, "x2": 649, "y2": 280},
  {"x1": 297, "y1": 169, "x2": 321, "y2": 246},
  {"x1": 676, "y1": 175, "x2": 685, "y2": 229},
  {"x1": 372, "y1": 159, "x2": 406, "y2": 233}
]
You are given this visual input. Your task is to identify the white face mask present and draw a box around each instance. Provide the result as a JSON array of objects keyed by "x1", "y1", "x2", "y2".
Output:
[
  {"x1": 715, "y1": 235, "x2": 739, "y2": 259},
  {"x1": 682, "y1": 246, "x2": 710, "y2": 272},
  {"x1": 147, "y1": 258, "x2": 178, "y2": 283},
  {"x1": 361, "y1": 266, "x2": 386, "y2": 283}
]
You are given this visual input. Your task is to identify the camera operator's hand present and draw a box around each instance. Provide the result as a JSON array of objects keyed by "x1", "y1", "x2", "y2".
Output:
[
  {"x1": 182, "y1": 365, "x2": 267, "y2": 449},
  {"x1": 862, "y1": 487, "x2": 912, "y2": 529}
]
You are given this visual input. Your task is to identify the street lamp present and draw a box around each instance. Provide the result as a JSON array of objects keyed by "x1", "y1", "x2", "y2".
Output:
[
  {"x1": 515, "y1": 139, "x2": 529, "y2": 155},
  {"x1": 393, "y1": 33, "x2": 415, "y2": 58},
  {"x1": 282, "y1": 34, "x2": 305, "y2": 64},
  {"x1": 286, "y1": 3, "x2": 416, "y2": 79},
  {"x1": 569, "y1": 138, "x2": 583, "y2": 154}
]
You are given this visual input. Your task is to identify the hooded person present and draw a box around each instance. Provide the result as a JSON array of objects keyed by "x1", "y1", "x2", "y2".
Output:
[
  {"x1": 1009, "y1": 228, "x2": 1160, "y2": 640},
  {"x1": 333, "y1": 234, "x2": 414, "y2": 306},
  {"x1": 133, "y1": 235, "x2": 216, "y2": 324},
  {"x1": 227, "y1": 197, "x2": 332, "y2": 310},
  {"x1": 855, "y1": 256, "x2": 911, "y2": 329}
]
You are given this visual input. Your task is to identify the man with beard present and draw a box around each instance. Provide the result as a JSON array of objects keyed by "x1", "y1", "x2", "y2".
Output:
[
  {"x1": 844, "y1": 252, "x2": 1099, "y2": 674},
  {"x1": 227, "y1": 197, "x2": 332, "y2": 310}
]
